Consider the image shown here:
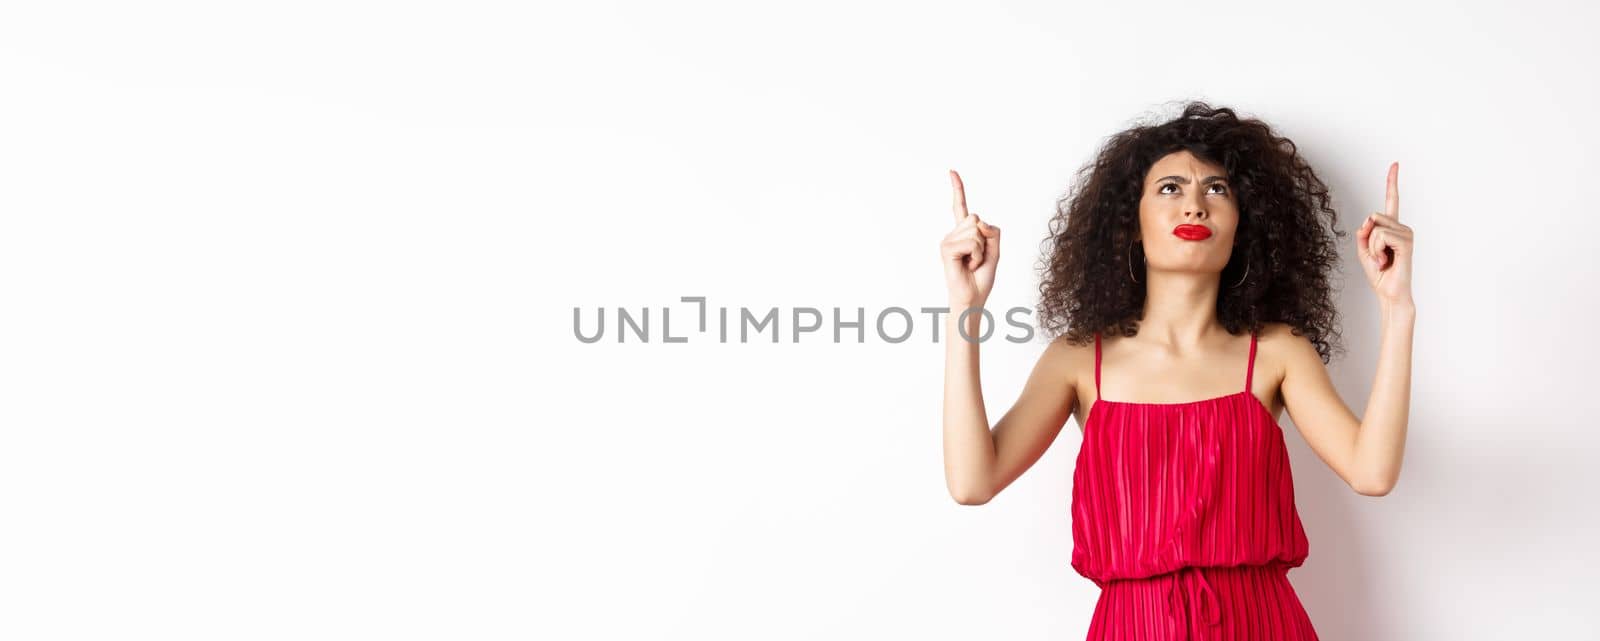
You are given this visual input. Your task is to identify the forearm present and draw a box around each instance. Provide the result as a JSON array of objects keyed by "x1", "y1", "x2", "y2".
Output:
[
  {"x1": 942, "y1": 302, "x2": 997, "y2": 504},
  {"x1": 1353, "y1": 299, "x2": 1417, "y2": 495}
]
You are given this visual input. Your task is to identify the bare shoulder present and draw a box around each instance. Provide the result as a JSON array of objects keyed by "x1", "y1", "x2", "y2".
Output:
[
  {"x1": 1254, "y1": 322, "x2": 1324, "y2": 381},
  {"x1": 1255, "y1": 322, "x2": 1320, "y2": 356},
  {"x1": 1041, "y1": 332, "x2": 1093, "y2": 381},
  {"x1": 1036, "y1": 332, "x2": 1094, "y2": 417}
]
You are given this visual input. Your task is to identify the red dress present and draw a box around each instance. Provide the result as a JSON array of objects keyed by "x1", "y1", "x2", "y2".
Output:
[{"x1": 1071, "y1": 331, "x2": 1318, "y2": 640}]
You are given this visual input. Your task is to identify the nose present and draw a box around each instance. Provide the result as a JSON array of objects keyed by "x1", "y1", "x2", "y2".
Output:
[{"x1": 1183, "y1": 188, "x2": 1208, "y2": 219}]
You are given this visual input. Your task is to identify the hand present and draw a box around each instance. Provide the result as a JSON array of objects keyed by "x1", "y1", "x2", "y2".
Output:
[
  {"x1": 940, "y1": 170, "x2": 1001, "y2": 307},
  {"x1": 1357, "y1": 162, "x2": 1414, "y2": 305}
]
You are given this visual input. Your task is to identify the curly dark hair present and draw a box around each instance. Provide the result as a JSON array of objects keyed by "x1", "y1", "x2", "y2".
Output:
[{"x1": 1034, "y1": 100, "x2": 1346, "y2": 363}]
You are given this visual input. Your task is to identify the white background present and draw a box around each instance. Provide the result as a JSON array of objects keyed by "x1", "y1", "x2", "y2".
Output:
[{"x1": 3, "y1": 1, "x2": 1598, "y2": 639}]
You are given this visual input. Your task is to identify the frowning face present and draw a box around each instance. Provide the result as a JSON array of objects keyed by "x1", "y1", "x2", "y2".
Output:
[{"x1": 1136, "y1": 149, "x2": 1241, "y2": 277}]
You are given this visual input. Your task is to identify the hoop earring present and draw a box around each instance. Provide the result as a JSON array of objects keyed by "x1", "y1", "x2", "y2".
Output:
[
  {"x1": 1231, "y1": 258, "x2": 1250, "y2": 288},
  {"x1": 1127, "y1": 239, "x2": 1142, "y2": 284}
]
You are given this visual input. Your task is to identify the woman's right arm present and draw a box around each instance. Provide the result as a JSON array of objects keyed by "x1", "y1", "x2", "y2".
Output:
[{"x1": 940, "y1": 171, "x2": 1078, "y2": 506}]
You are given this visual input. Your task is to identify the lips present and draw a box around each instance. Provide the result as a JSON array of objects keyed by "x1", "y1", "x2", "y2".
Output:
[{"x1": 1173, "y1": 224, "x2": 1212, "y2": 240}]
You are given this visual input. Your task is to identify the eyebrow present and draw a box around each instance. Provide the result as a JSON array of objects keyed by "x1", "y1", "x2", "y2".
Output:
[{"x1": 1154, "y1": 175, "x2": 1229, "y2": 185}]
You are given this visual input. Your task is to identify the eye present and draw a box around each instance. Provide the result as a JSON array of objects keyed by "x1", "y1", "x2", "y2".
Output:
[{"x1": 1158, "y1": 182, "x2": 1228, "y2": 195}]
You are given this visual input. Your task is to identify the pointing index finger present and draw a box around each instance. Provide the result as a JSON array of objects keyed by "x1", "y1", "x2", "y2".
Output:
[
  {"x1": 1385, "y1": 162, "x2": 1399, "y2": 220},
  {"x1": 950, "y1": 169, "x2": 970, "y2": 222}
]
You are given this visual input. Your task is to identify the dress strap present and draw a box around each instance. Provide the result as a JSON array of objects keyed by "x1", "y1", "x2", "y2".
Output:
[
  {"x1": 1093, "y1": 332, "x2": 1102, "y2": 401},
  {"x1": 1244, "y1": 331, "x2": 1258, "y2": 393}
]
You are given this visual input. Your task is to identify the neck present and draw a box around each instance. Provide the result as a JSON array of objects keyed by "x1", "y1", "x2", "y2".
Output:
[{"x1": 1136, "y1": 269, "x2": 1227, "y2": 349}]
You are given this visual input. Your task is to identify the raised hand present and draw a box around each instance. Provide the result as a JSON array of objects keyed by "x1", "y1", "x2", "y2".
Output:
[
  {"x1": 940, "y1": 169, "x2": 1001, "y2": 307},
  {"x1": 1357, "y1": 162, "x2": 1414, "y2": 304}
]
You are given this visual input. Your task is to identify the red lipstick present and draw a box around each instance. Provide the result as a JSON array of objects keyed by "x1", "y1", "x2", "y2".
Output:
[{"x1": 1173, "y1": 224, "x2": 1212, "y2": 240}]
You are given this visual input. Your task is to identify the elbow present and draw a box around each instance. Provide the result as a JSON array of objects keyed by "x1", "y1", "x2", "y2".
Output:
[
  {"x1": 952, "y1": 492, "x2": 992, "y2": 506},
  {"x1": 949, "y1": 484, "x2": 994, "y2": 506},
  {"x1": 1352, "y1": 476, "x2": 1396, "y2": 497}
]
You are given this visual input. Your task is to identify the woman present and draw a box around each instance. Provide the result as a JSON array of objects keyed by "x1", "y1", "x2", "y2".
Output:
[{"x1": 939, "y1": 101, "x2": 1414, "y2": 640}]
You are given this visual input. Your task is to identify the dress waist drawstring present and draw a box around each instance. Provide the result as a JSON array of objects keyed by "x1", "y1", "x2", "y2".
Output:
[{"x1": 1167, "y1": 566, "x2": 1222, "y2": 640}]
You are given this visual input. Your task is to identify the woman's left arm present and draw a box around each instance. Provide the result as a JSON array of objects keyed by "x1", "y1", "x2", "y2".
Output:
[{"x1": 1281, "y1": 161, "x2": 1415, "y2": 497}]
